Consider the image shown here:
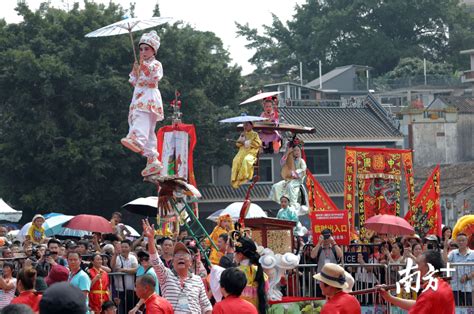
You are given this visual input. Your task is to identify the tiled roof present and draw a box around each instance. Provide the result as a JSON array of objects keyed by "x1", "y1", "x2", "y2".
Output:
[
  {"x1": 279, "y1": 104, "x2": 403, "y2": 143},
  {"x1": 437, "y1": 96, "x2": 474, "y2": 113},
  {"x1": 413, "y1": 162, "x2": 474, "y2": 196},
  {"x1": 199, "y1": 181, "x2": 344, "y2": 203}
]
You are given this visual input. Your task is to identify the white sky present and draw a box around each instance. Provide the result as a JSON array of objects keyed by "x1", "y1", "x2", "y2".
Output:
[{"x1": 0, "y1": 0, "x2": 305, "y2": 74}]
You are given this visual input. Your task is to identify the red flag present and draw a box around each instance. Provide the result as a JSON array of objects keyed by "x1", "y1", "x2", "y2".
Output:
[
  {"x1": 405, "y1": 165, "x2": 441, "y2": 237},
  {"x1": 306, "y1": 169, "x2": 338, "y2": 211}
]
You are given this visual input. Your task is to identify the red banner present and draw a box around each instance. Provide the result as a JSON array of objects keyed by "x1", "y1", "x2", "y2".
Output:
[
  {"x1": 402, "y1": 151, "x2": 416, "y2": 214},
  {"x1": 405, "y1": 165, "x2": 441, "y2": 237},
  {"x1": 344, "y1": 149, "x2": 357, "y2": 232},
  {"x1": 310, "y1": 210, "x2": 350, "y2": 245},
  {"x1": 156, "y1": 123, "x2": 197, "y2": 188},
  {"x1": 344, "y1": 147, "x2": 414, "y2": 241},
  {"x1": 157, "y1": 123, "x2": 198, "y2": 216},
  {"x1": 306, "y1": 169, "x2": 338, "y2": 212}
]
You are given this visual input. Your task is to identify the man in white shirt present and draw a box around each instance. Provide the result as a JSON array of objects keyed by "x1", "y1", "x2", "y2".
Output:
[
  {"x1": 111, "y1": 239, "x2": 138, "y2": 313},
  {"x1": 447, "y1": 233, "x2": 474, "y2": 306}
]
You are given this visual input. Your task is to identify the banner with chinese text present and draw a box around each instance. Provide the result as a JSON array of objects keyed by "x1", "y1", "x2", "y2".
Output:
[
  {"x1": 344, "y1": 149, "x2": 357, "y2": 232},
  {"x1": 309, "y1": 210, "x2": 350, "y2": 245},
  {"x1": 402, "y1": 152, "x2": 416, "y2": 214},
  {"x1": 344, "y1": 147, "x2": 414, "y2": 240}
]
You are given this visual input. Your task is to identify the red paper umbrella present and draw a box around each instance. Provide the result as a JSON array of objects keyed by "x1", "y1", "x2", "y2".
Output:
[
  {"x1": 365, "y1": 214, "x2": 414, "y2": 235},
  {"x1": 63, "y1": 214, "x2": 113, "y2": 234}
]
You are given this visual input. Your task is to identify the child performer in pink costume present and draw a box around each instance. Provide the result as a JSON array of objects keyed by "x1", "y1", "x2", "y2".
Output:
[
  {"x1": 121, "y1": 30, "x2": 164, "y2": 177},
  {"x1": 259, "y1": 98, "x2": 281, "y2": 154}
]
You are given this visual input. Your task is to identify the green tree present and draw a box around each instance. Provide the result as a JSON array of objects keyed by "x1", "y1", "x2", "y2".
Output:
[
  {"x1": 0, "y1": 2, "x2": 241, "y2": 221},
  {"x1": 383, "y1": 57, "x2": 454, "y2": 79},
  {"x1": 373, "y1": 57, "x2": 459, "y2": 90},
  {"x1": 237, "y1": 0, "x2": 474, "y2": 81}
]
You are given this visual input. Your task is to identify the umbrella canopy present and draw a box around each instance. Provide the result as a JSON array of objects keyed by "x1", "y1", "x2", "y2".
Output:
[
  {"x1": 17, "y1": 222, "x2": 31, "y2": 241},
  {"x1": 124, "y1": 225, "x2": 140, "y2": 237},
  {"x1": 7, "y1": 229, "x2": 19, "y2": 239},
  {"x1": 63, "y1": 214, "x2": 113, "y2": 234},
  {"x1": 122, "y1": 196, "x2": 158, "y2": 217},
  {"x1": 240, "y1": 91, "x2": 283, "y2": 105},
  {"x1": 236, "y1": 122, "x2": 316, "y2": 134},
  {"x1": 210, "y1": 202, "x2": 267, "y2": 222},
  {"x1": 43, "y1": 212, "x2": 63, "y2": 219},
  {"x1": 206, "y1": 209, "x2": 224, "y2": 222},
  {"x1": 365, "y1": 214, "x2": 414, "y2": 235},
  {"x1": 219, "y1": 114, "x2": 268, "y2": 123},
  {"x1": 0, "y1": 199, "x2": 22, "y2": 222},
  {"x1": 85, "y1": 17, "x2": 172, "y2": 38},
  {"x1": 85, "y1": 16, "x2": 172, "y2": 63},
  {"x1": 43, "y1": 215, "x2": 90, "y2": 238}
]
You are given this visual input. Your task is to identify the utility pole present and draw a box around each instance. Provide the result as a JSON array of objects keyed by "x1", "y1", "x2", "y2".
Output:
[
  {"x1": 319, "y1": 60, "x2": 322, "y2": 89},
  {"x1": 424, "y1": 58, "x2": 427, "y2": 86},
  {"x1": 299, "y1": 62, "x2": 303, "y2": 86}
]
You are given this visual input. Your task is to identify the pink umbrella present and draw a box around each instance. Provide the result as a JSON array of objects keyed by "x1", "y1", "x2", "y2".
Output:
[
  {"x1": 63, "y1": 214, "x2": 113, "y2": 234},
  {"x1": 365, "y1": 214, "x2": 414, "y2": 235}
]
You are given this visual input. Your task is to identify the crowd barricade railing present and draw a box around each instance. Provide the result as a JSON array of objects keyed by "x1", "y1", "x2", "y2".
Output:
[
  {"x1": 288, "y1": 263, "x2": 387, "y2": 299},
  {"x1": 343, "y1": 263, "x2": 388, "y2": 307},
  {"x1": 108, "y1": 271, "x2": 138, "y2": 314},
  {"x1": 288, "y1": 261, "x2": 474, "y2": 312},
  {"x1": 449, "y1": 262, "x2": 474, "y2": 308}
]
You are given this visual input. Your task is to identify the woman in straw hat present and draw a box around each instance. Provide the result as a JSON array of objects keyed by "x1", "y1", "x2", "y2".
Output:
[{"x1": 313, "y1": 263, "x2": 361, "y2": 314}]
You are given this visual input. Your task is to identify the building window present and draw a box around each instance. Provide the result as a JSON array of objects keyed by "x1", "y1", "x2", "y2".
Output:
[
  {"x1": 305, "y1": 148, "x2": 330, "y2": 175},
  {"x1": 258, "y1": 158, "x2": 274, "y2": 183}
]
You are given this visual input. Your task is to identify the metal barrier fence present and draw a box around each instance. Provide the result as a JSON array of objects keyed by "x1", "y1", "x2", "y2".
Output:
[
  {"x1": 108, "y1": 272, "x2": 138, "y2": 314},
  {"x1": 288, "y1": 262, "x2": 474, "y2": 312}
]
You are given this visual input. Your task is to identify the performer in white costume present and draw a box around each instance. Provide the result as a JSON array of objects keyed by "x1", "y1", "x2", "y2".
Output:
[
  {"x1": 121, "y1": 30, "x2": 164, "y2": 177},
  {"x1": 270, "y1": 145, "x2": 307, "y2": 210}
]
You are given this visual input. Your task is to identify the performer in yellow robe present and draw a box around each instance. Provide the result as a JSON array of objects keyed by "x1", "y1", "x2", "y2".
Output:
[
  {"x1": 205, "y1": 214, "x2": 234, "y2": 265},
  {"x1": 231, "y1": 122, "x2": 262, "y2": 189}
]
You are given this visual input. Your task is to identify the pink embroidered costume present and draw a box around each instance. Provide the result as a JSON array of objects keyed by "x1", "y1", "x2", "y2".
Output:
[{"x1": 121, "y1": 30, "x2": 164, "y2": 177}]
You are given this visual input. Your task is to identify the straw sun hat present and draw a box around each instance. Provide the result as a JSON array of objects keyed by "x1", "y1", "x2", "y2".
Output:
[{"x1": 313, "y1": 263, "x2": 349, "y2": 289}]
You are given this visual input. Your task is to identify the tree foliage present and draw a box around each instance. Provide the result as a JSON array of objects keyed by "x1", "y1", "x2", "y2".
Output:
[
  {"x1": 237, "y1": 0, "x2": 474, "y2": 81},
  {"x1": 0, "y1": 2, "x2": 241, "y2": 220},
  {"x1": 383, "y1": 57, "x2": 455, "y2": 79}
]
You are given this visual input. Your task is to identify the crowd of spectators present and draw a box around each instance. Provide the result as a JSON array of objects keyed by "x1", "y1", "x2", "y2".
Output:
[{"x1": 0, "y1": 210, "x2": 472, "y2": 313}]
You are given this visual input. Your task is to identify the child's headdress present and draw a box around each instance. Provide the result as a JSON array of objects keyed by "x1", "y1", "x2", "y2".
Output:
[{"x1": 139, "y1": 30, "x2": 160, "y2": 54}]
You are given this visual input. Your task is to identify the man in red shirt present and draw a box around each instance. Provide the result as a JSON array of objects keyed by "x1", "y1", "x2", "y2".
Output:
[
  {"x1": 213, "y1": 267, "x2": 257, "y2": 314},
  {"x1": 132, "y1": 274, "x2": 173, "y2": 314},
  {"x1": 11, "y1": 268, "x2": 42, "y2": 312},
  {"x1": 11, "y1": 291, "x2": 42, "y2": 312},
  {"x1": 313, "y1": 263, "x2": 361, "y2": 314},
  {"x1": 379, "y1": 250, "x2": 455, "y2": 314}
]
